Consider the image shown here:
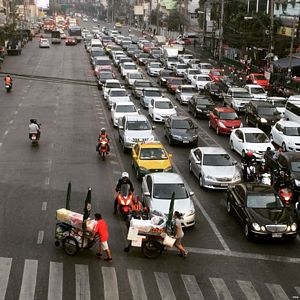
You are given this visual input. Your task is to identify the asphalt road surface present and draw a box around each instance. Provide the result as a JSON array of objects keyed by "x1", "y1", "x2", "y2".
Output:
[{"x1": 0, "y1": 21, "x2": 299, "y2": 299}]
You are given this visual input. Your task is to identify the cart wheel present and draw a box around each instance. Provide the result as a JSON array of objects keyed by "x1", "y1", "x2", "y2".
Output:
[
  {"x1": 54, "y1": 241, "x2": 60, "y2": 247},
  {"x1": 63, "y1": 236, "x2": 79, "y2": 256},
  {"x1": 141, "y1": 240, "x2": 163, "y2": 259},
  {"x1": 83, "y1": 240, "x2": 95, "y2": 250}
]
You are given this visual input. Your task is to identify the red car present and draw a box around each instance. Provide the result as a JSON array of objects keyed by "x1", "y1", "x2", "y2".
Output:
[
  {"x1": 143, "y1": 42, "x2": 154, "y2": 53},
  {"x1": 166, "y1": 77, "x2": 185, "y2": 94},
  {"x1": 208, "y1": 107, "x2": 241, "y2": 135},
  {"x1": 94, "y1": 65, "x2": 113, "y2": 76},
  {"x1": 209, "y1": 69, "x2": 224, "y2": 82},
  {"x1": 246, "y1": 73, "x2": 270, "y2": 90},
  {"x1": 65, "y1": 38, "x2": 77, "y2": 46}
]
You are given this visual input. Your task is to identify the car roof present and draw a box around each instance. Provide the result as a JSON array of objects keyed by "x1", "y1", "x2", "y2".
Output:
[
  {"x1": 197, "y1": 147, "x2": 228, "y2": 155},
  {"x1": 153, "y1": 97, "x2": 171, "y2": 102},
  {"x1": 278, "y1": 120, "x2": 300, "y2": 127},
  {"x1": 150, "y1": 172, "x2": 184, "y2": 184},
  {"x1": 214, "y1": 107, "x2": 236, "y2": 113},
  {"x1": 106, "y1": 79, "x2": 120, "y2": 83},
  {"x1": 245, "y1": 84, "x2": 264, "y2": 89},
  {"x1": 125, "y1": 115, "x2": 148, "y2": 121},
  {"x1": 237, "y1": 127, "x2": 264, "y2": 133}
]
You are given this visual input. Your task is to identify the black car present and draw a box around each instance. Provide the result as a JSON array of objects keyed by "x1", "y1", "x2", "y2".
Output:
[
  {"x1": 204, "y1": 82, "x2": 224, "y2": 102},
  {"x1": 136, "y1": 53, "x2": 150, "y2": 65},
  {"x1": 97, "y1": 71, "x2": 114, "y2": 90},
  {"x1": 188, "y1": 95, "x2": 216, "y2": 118},
  {"x1": 219, "y1": 76, "x2": 237, "y2": 93},
  {"x1": 157, "y1": 69, "x2": 174, "y2": 86},
  {"x1": 164, "y1": 116, "x2": 198, "y2": 146},
  {"x1": 126, "y1": 45, "x2": 139, "y2": 57},
  {"x1": 226, "y1": 183, "x2": 297, "y2": 240},
  {"x1": 245, "y1": 101, "x2": 281, "y2": 132},
  {"x1": 132, "y1": 80, "x2": 154, "y2": 99}
]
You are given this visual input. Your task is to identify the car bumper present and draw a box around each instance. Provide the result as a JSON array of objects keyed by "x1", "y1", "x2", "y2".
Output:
[
  {"x1": 170, "y1": 136, "x2": 198, "y2": 145},
  {"x1": 138, "y1": 167, "x2": 173, "y2": 177},
  {"x1": 250, "y1": 230, "x2": 297, "y2": 239},
  {"x1": 218, "y1": 126, "x2": 239, "y2": 134},
  {"x1": 203, "y1": 178, "x2": 241, "y2": 189},
  {"x1": 181, "y1": 214, "x2": 195, "y2": 227}
]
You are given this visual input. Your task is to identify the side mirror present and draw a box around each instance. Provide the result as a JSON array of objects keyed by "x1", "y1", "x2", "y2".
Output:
[
  {"x1": 144, "y1": 191, "x2": 150, "y2": 197},
  {"x1": 169, "y1": 153, "x2": 173, "y2": 158},
  {"x1": 189, "y1": 191, "x2": 194, "y2": 196},
  {"x1": 152, "y1": 125, "x2": 156, "y2": 130},
  {"x1": 132, "y1": 154, "x2": 137, "y2": 159},
  {"x1": 137, "y1": 108, "x2": 141, "y2": 112}
]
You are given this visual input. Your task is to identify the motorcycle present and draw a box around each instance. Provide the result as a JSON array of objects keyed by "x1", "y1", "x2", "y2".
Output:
[
  {"x1": 278, "y1": 188, "x2": 293, "y2": 206},
  {"x1": 257, "y1": 173, "x2": 272, "y2": 185},
  {"x1": 30, "y1": 131, "x2": 40, "y2": 146},
  {"x1": 97, "y1": 138, "x2": 109, "y2": 160},
  {"x1": 117, "y1": 184, "x2": 134, "y2": 220},
  {"x1": 5, "y1": 83, "x2": 12, "y2": 93}
]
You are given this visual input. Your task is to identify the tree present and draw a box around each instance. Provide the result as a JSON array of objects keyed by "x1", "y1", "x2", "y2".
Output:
[{"x1": 167, "y1": 9, "x2": 185, "y2": 32}]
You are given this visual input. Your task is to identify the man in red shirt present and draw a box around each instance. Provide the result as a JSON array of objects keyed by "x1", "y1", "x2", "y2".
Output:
[{"x1": 92, "y1": 213, "x2": 112, "y2": 262}]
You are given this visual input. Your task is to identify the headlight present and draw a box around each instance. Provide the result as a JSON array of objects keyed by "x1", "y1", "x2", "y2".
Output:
[
  {"x1": 261, "y1": 226, "x2": 266, "y2": 232},
  {"x1": 291, "y1": 223, "x2": 297, "y2": 231},
  {"x1": 172, "y1": 134, "x2": 183, "y2": 140},
  {"x1": 184, "y1": 209, "x2": 195, "y2": 217},
  {"x1": 252, "y1": 222, "x2": 261, "y2": 231},
  {"x1": 260, "y1": 117, "x2": 267, "y2": 123},
  {"x1": 295, "y1": 179, "x2": 300, "y2": 187},
  {"x1": 192, "y1": 135, "x2": 198, "y2": 139},
  {"x1": 164, "y1": 167, "x2": 173, "y2": 172},
  {"x1": 205, "y1": 175, "x2": 215, "y2": 180},
  {"x1": 139, "y1": 167, "x2": 148, "y2": 172},
  {"x1": 196, "y1": 108, "x2": 203, "y2": 112},
  {"x1": 126, "y1": 136, "x2": 134, "y2": 142},
  {"x1": 233, "y1": 173, "x2": 241, "y2": 181},
  {"x1": 218, "y1": 122, "x2": 226, "y2": 128}
]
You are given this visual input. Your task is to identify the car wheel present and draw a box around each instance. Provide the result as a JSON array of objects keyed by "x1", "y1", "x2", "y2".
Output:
[
  {"x1": 230, "y1": 140, "x2": 234, "y2": 150},
  {"x1": 226, "y1": 200, "x2": 231, "y2": 214},
  {"x1": 282, "y1": 143, "x2": 287, "y2": 152},
  {"x1": 193, "y1": 110, "x2": 197, "y2": 118},
  {"x1": 216, "y1": 126, "x2": 220, "y2": 135},
  {"x1": 189, "y1": 161, "x2": 192, "y2": 173},
  {"x1": 208, "y1": 120, "x2": 212, "y2": 128},
  {"x1": 244, "y1": 224, "x2": 252, "y2": 240},
  {"x1": 199, "y1": 175, "x2": 203, "y2": 187}
]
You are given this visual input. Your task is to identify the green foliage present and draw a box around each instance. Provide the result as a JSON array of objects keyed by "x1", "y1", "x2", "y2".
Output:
[{"x1": 167, "y1": 9, "x2": 185, "y2": 32}]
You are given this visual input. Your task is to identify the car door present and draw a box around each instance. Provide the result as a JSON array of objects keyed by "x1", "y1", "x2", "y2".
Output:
[
  {"x1": 132, "y1": 144, "x2": 140, "y2": 169},
  {"x1": 190, "y1": 148, "x2": 202, "y2": 177},
  {"x1": 210, "y1": 109, "x2": 218, "y2": 129},
  {"x1": 164, "y1": 117, "x2": 171, "y2": 139},
  {"x1": 142, "y1": 175, "x2": 152, "y2": 208},
  {"x1": 273, "y1": 123, "x2": 283, "y2": 146},
  {"x1": 148, "y1": 99, "x2": 155, "y2": 117},
  {"x1": 234, "y1": 130, "x2": 244, "y2": 154}
]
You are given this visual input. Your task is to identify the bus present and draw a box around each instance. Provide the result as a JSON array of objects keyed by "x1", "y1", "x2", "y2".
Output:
[{"x1": 68, "y1": 26, "x2": 82, "y2": 43}]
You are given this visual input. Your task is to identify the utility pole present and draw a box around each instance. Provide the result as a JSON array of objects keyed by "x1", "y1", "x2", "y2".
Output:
[
  {"x1": 267, "y1": 0, "x2": 274, "y2": 68},
  {"x1": 156, "y1": 0, "x2": 160, "y2": 35},
  {"x1": 288, "y1": 18, "x2": 297, "y2": 77},
  {"x1": 218, "y1": 0, "x2": 224, "y2": 61}
]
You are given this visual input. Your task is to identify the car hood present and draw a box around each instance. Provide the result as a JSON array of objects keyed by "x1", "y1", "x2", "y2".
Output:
[
  {"x1": 113, "y1": 111, "x2": 139, "y2": 120},
  {"x1": 126, "y1": 130, "x2": 153, "y2": 139},
  {"x1": 151, "y1": 198, "x2": 194, "y2": 215},
  {"x1": 170, "y1": 128, "x2": 197, "y2": 137},
  {"x1": 244, "y1": 142, "x2": 274, "y2": 152},
  {"x1": 219, "y1": 119, "x2": 241, "y2": 127},
  {"x1": 154, "y1": 108, "x2": 176, "y2": 115},
  {"x1": 202, "y1": 165, "x2": 239, "y2": 178},
  {"x1": 138, "y1": 159, "x2": 172, "y2": 170}
]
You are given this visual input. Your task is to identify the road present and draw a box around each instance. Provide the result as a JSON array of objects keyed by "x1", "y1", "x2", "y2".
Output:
[{"x1": 0, "y1": 21, "x2": 299, "y2": 299}]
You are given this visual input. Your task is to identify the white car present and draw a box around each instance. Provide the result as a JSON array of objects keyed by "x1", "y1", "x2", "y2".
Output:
[
  {"x1": 267, "y1": 97, "x2": 286, "y2": 117},
  {"x1": 111, "y1": 102, "x2": 139, "y2": 127},
  {"x1": 103, "y1": 80, "x2": 122, "y2": 100},
  {"x1": 174, "y1": 63, "x2": 188, "y2": 77},
  {"x1": 83, "y1": 17, "x2": 88, "y2": 22},
  {"x1": 39, "y1": 38, "x2": 50, "y2": 48},
  {"x1": 146, "y1": 62, "x2": 163, "y2": 76},
  {"x1": 125, "y1": 72, "x2": 143, "y2": 88},
  {"x1": 229, "y1": 127, "x2": 274, "y2": 160},
  {"x1": 244, "y1": 84, "x2": 267, "y2": 100},
  {"x1": 120, "y1": 62, "x2": 139, "y2": 79},
  {"x1": 199, "y1": 63, "x2": 213, "y2": 75},
  {"x1": 175, "y1": 85, "x2": 198, "y2": 104},
  {"x1": 270, "y1": 120, "x2": 300, "y2": 152},
  {"x1": 141, "y1": 172, "x2": 195, "y2": 227},
  {"x1": 183, "y1": 68, "x2": 201, "y2": 83},
  {"x1": 148, "y1": 98, "x2": 177, "y2": 122},
  {"x1": 190, "y1": 74, "x2": 212, "y2": 91},
  {"x1": 106, "y1": 88, "x2": 131, "y2": 109},
  {"x1": 179, "y1": 54, "x2": 193, "y2": 64}
]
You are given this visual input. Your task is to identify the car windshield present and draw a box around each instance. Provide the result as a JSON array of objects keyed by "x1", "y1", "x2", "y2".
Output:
[
  {"x1": 197, "y1": 76, "x2": 211, "y2": 81},
  {"x1": 152, "y1": 50, "x2": 161, "y2": 54},
  {"x1": 140, "y1": 148, "x2": 168, "y2": 160},
  {"x1": 177, "y1": 65, "x2": 188, "y2": 69},
  {"x1": 247, "y1": 194, "x2": 283, "y2": 208},
  {"x1": 219, "y1": 112, "x2": 239, "y2": 120},
  {"x1": 212, "y1": 71, "x2": 223, "y2": 76},
  {"x1": 92, "y1": 51, "x2": 104, "y2": 56},
  {"x1": 291, "y1": 161, "x2": 300, "y2": 172},
  {"x1": 127, "y1": 121, "x2": 151, "y2": 130},
  {"x1": 116, "y1": 105, "x2": 136, "y2": 112},
  {"x1": 155, "y1": 101, "x2": 173, "y2": 109},
  {"x1": 232, "y1": 92, "x2": 252, "y2": 98},
  {"x1": 195, "y1": 98, "x2": 211, "y2": 105},
  {"x1": 182, "y1": 87, "x2": 197, "y2": 94},
  {"x1": 210, "y1": 84, "x2": 221, "y2": 91},
  {"x1": 100, "y1": 73, "x2": 113, "y2": 79},
  {"x1": 96, "y1": 60, "x2": 111, "y2": 65},
  {"x1": 172, "y1": 120, "x2": 194, "y2": 129},
  {"x1": 171, "y1": 79, "x2": 184, "y2": 85},
  {"x1": 145, "y1": 90, "x2": 161, "y2": 97},
  {"x1": 203, "y1": 154, "x2": 234, "y2": 166},
  {"x1": 111, "y1": 90, "x2": 126, "y2": 97},
  {"x1": 139, "y1": 54, "x2": 149, "y2": 58},
  {"x1": 285, "y1": 127, "x2": 300, "y2": 136},
  {"x1": 257, "y1": 107, "x2": 278, "y2": 115},
  {"x1": 130, "y1": 73, "x2": 143, "y2": 79},
  {"x1": 150, "y1": 63, "x2": 162, "y2": 68},
  {"x1": 244, "y1": 132, "x2": 269, "y2": 143},
  {"x1": 168, "y1": 57, "x2": 177, "y2": 62},
  {"x1": 189, "y1": 70, "x2": 200, "y2": 75},
  {"x1": 107, "y1": 83, "x2": 121, "y2": 88},
  {"x1": 254, "y1": 75, "x2": 266, "y2": 80},
  {"x1": 251, "y1": 87, "x2": 265, "y2": 94},
  {"x1": 153, "y1": 183, "x2": 188, "y2": 199},
  {"x1": 125, "y1": 65, "x2": 137, "y2": 69}
]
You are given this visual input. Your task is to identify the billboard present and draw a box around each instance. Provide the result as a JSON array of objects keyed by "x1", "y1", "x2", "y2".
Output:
[
  {"x1": 36, "y1": 0, "x2": 49, "y2": 8},
  {"x1": 134, "y1": 5, "x2": 144, "y2": 15}
]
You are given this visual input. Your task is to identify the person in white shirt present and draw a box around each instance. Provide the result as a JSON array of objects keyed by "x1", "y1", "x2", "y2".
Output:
[{"x1": 28, "y1": 119, "x2": 40, "y2": 140}]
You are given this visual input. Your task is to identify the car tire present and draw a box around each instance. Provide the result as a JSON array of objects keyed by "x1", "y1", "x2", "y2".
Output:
[
  {"x1": 193, "y1": 110, "x2": 197, "y2": 118},
  {"x1": 199, "y1": 175, "x2": 204, "y2": 187},
  {"x1": 189, "y1": 161, "x2": 192, "y2": 173},
  {"x1": 282, "y1": 143, "x2": 287, "y2": 152},
  {"x1": 216, "y1": 126, "x2": 220, "y2": 135},
  {"x1": 230, "y1": 140, "x2": 234, "y2": 151},
  {"x1": 244, "y1": 224, "x2": 252, "y2": 240},
  {"x1": 208, "y1": 120, "x2": 212, "y2": 128},
  {"x1": 226, "y1": 200, "x2": 231, "y2": 214}
]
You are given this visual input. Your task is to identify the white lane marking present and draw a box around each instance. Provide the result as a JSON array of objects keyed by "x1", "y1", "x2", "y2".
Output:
[
  {"x1": 102, "y1": 266, "x2": 119, "y2": 300},
  {"x1": 265, "y1": 283, "x2": 289, "y2": 300},
  {"x1": 14, "y1": 111, "x2": 18, "y2": 115},
  {"x1": 128, "y1": 269, "x2": 148, "y2": 300},
  {"x1": 237, "y1": 280, "x2": 261, "y2": 300},
  {"x1": 0, "y1": 257, "x2": 12, "y2": 300},
  {"x1": 41, "y1": 202, "x2": 47, "y2": 211},
  {"x1": 172, "y1": 163, "x2": 230, "y2": 251},
  {"x1": 209, "y1": 278, "x2": 233, "y2": 300},
  {"x1": 4, "y1": 131, "x2": 8, "y2": 136},
  {"x1": 19, "y1": 259, "x2": 38, "y2": 300},
  {"x1": 154, "y1": 272, "x2": 176, "y2": 300},
  {"x1": 95, "y1": 104, "x2": 101, "y2": 107},
  {"x1": 48, "y1": 159, "x2": 53, "y2": 171},
  {"x1": 9, "y1": 120, "x2": 13, "y2": 124},
  {"x1": 181, "y1": 274, "x2": 204, "y2": 300},
  {"x1": 27, "y1": 85, "x2": 30, "y2": 88},
  {"x1": 37, "y1": 230, "x2": 44, "y2": 244},
  {"x1": 75, "y1": 264, "x2": 91, "y2": 300},
  {"x1": 45, "y1": 177, "x2": 50, "y2": 185},
  {"x1": 48, "y1": 262, "x2": 63, "y2": 300},
  {"x1": 110, "y1": 161, "x2": 118, "y2": 165},
  {"x1": 97, "y1": 112, "x2": 103, "y2": 115},
  {"x1": 0, "y1": 143, "x2": 2, "y2": 147}
]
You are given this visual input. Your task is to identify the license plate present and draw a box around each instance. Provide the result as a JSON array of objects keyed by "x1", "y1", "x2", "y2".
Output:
[
  {"x1": 220, "y1": 183, "x2": 227, "y2": 187},
  {"x1": 183, "y1": 140, "x2": 189, "y2": 143},
  {"x1": 272, "y1": 233, "x2": 282, "y2": 238}
]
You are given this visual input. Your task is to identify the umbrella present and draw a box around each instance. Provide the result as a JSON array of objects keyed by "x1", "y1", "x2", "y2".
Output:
[
  {"x1": 82, "y1": 187, "x2": 92, "y2": 231},
  {"x1": 166, "y1": 192, "x2": 175, "y2": 235},
  {"x1": 65, "y1": 181, "x2": 71, "y2": 210}
]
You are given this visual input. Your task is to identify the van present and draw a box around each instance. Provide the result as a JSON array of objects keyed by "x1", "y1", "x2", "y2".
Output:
[{"x1": 284, "y1": 100, "x2": 300, "y2": 124}]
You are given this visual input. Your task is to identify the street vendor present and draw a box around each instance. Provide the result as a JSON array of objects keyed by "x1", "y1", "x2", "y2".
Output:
[{"x1": 130, "y1": 196, "x2": 143, "y2": 214}]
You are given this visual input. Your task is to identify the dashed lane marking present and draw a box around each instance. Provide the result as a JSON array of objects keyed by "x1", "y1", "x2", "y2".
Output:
[
  {"x1": 9, "y1": 120, "x2": 13, "y2": 125},
  {"x1": 37, "y1": 231, "x2": 44, "y2": 244},
  {"x1": 14, "y1": 111, "x2": 18, "y2": 115},
  {"x1": 41, "y1": 202, "x2": 47, "y2": 211},
  {"x1": 45, "y1": 177, "x2": 50, "y2": 185},
  {"x1": 4, "y1": 131, "x2": 8, "y2": 136}
]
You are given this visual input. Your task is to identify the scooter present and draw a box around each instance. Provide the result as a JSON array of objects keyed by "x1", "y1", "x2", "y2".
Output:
[
  {"x1": 5, "y1": 83, "x2": 12, "y2": 93},
  {"x1": 117, "y1": 185, "x2": 134, "y2": 220},
  {"x1": 30, "y1": 132, "x2": 40, "y2": 146},
  {"x1": 97, "y1": 138, "x2": 109, "y2": 160}
]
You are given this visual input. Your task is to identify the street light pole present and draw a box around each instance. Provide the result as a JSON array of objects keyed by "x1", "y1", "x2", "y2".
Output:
[
  {"x1": 218, "y1": 0, "x2": 224, "y2": 61},
  {"x1": 288, "y1": 18, "x2": 297, "y2": 77},
  {"x1": 267, "y1": 0, "x2": 274, "y2": 68}
]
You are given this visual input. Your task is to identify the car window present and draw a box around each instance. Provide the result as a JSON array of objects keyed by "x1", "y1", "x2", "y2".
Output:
[
  {"x1": 284, "y1": 127, "x2": 300, "y2": 136},
  {"x1": 126, "y1": 120, "x2": 151, "y2": 130},
  {"x1": 203, "y1": 154, "x2": 234, "y2": 166},
  {"x1": 234, "y1": 185, "x2": 245, "y2": 203},
  {"x1": 275, "y1": 123, "x2": 283, "y2": 132},
  {"x1": 140, "y1": 148, "x2": 168, "y2": 160},
  {"x1": 244, "y1": 133, "x2": 269, "y2": 143},
  {"x1": 247, "y1": 194, "x2": 283, "y2": 208},
  {"x1": 153, "y1": 183, "x2": 188, "y2": 199},
  {"x1": 155, "y1": 101, "x2": 173, "y2": 109},
  {"x1": 194, "y1": 149, "x2": 202, "y2": 161}
]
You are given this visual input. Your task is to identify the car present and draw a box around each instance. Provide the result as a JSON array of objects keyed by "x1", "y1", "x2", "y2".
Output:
[
  {"x1": 125, "y1": 72, "x2": 144, "y2": 88},
  {"x1": 118, "y1": 115, "x2": 155, "y2": 152},
  {"x1": 209, "y1": 69, "x2": 224, "y2": 82},
  {"x1": 183, "y1": 68, "x2": 201, "y2": 83},
  {"x1": 208, "y1": 107, "x2": 241, "y2": 135},
  {"x1": 229, "y1": 127, "x2": 274, "y2": 160},
  {"x1": 189, "y1": 147, "x2": 242, "y2": 189},
  {"x1": 187, "y1": 59, "x2": 201, "y2": 69},
  {"x1": 244, "y1": 84, "x2": 267, "y2": 100},
  {"x1": 115, "y1": 22, "x2": 123, "y2": 28},
  {"x1": 106, "y1": 88, "x2": 130, "y2": 109},
  {"x1": 164, "y1": 116, "x2": 198, "y2": 146},
  {"x1": 198, "y1": 63, "x2": 213, "y2": 75},
  {"x1": 188, "y1": 95, "x2": 215, "y2": 118},
  {"x1": 142, "y1": 42, "x2": 155, "y2": 53},
  {"x1": 97, "y1": 71, "x2": 115, "y2": 90},
  {"x1": 226, "y1": 183, "x2": 297, "y2": 240},
  {"x1": 157, "y1": 69, "x2": 174, "y2": 86},
  {"x1": 223, "y1": 87, "x2": 253, "y2": 112},
  {"x1": 94, "y1": 57, "x2": 112, "y2": 76},
  {"x1": 132, "y1": 80, "x2": 154, "y2": 99},
  {"x1": 146, "y1": 61, "x2": 163, "y2": 76},
  {"x1": 163, "y1": 56, "x2": 178, "y2": 70},
  {"x1": 270, "y1": 120, "x2": 300, "y2": 152},
  {"x1": 175, "y1": 85, "x2": 198, "y2": 105},
  {"x1": 246, "y1": 73, "x2": 270, "y2": 90},
  {"x1": 65, "y1": 37, "x2": 77, "y2": 46},
  {"x1": 190, "y1": 74, "x2": 212, "y2": 91},
  {"x1": 103, "y1": 79, "x2": 123, "y2": 100},
  {"x1": 131, "y1": 141, "x2": 173, "y2": 179},
  {"x1": 83, "y1": 17, "x2": 88, "y2": 22},
  {"x1": 127, "y1": 45, "x2": 139, "y2": 57},
  {"x1": 178, "y1": 54, "x2": 193, "y2": 64},
  {"x1": 148, "y1": 98, "x2": 177, "y2": 122},
  {"x1": 140, "y1": 88, "x2": 163, "y2": 108},
  {"x1": 90, "y1": 48, "x2": 105, "y2": 63},
  {"x1": 219, "y1": 76, "x2": 237, "y2": 93},
  {"x1": 120, "y1": 62, "x2": 139, "y2": 79},
  {"x1": 39, "y1": 38, "x2": 50, "y2": 48},
  {"x1": 166, "y1": 77, "x2": 185, "y2": 94},
  {"x1": 136, "y1": 53, "x2": 150, "y2": 65},
  {"x1": 111, "y1": 102, "x2": 140, "y2": 127},
  {"x1": 174, "y1": 63, "x2": 188, "y2": 77},
  {"x1": 121, "y1": 40, "x2": 132, "y2": 51},
  {"x1": 266, "y1": 97, "x2": 286, "y2": 117},
  {"x1": 245, "y1": 101, "x2": 281, "y2": 131},
  {"x1": 92, "y1": 55, "x2": 109, "y2": 69},
  {"x1": 203, "y1": 82, "x2": 224, "y2": 101},
  {"x1": 118, "y1": 57, "x2": 132, "y2": 71},
  {"x1": 141, "y1": 172, "x2": 195, "y2": 227},
  {"x1": 149, "y1": 48, "x2": 162, "y2": 59},
  {"x1": 112, "y1": 54, "x2": 126, "y2": 66}
]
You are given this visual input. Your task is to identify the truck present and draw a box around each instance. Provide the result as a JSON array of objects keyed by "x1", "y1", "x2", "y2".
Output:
[
  {"x1": 51, "y1": 30, "x2": 61, "y2": 44},
  {"x1": 161, "y1": 47, "x2": 179, "y2": 69},
  {"x1": 68, "y1": 26, "x2": 82, "y2": 43}
]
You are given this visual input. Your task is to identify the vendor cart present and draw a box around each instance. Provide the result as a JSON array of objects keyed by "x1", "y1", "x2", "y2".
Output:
[{"x1": 54, "y1": 182, "x2": 97, "y2": 256}]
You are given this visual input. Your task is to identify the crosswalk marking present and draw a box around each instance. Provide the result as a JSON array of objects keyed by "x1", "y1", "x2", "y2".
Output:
[
  {"x1": 181, "y1": 274, "x2": 204, "y2": 300},
  {"x1": 210, "y1": 277, "x2": 233, "y2": 300},
  {"x1": 75, "y1": 264, "x2": 90, "y2": 300},
  {"x1": 0, "y1": 257, "x2": 12, "y2": 300},
  {"x1": 237, "y1": 280, "x2": 261, "y2": 300},
  {"x1": 48, "y1": 262, "x2": 63, "y2": 300},
  {"x1": 128, "y1": 269, "x2": 148, "y2": 300},
  {"x1": 266, "y1": 283, "x2": 289, "y2": 300},
  {"x1": 19, "y1": 259, "x2": 38, "y2": 300},
  {"x1": 102, "y1": 266, "x2": 119, "y2": 300},
  {"x1": 155, "y1": 272, "x2": 176, "y2": 300}
]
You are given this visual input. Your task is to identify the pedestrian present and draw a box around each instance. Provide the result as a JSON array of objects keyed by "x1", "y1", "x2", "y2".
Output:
[
  {"x1": 173, "y1": 211, "x2": 188, "y2": 257},
  {"x1": 273, "y1": 146, "x2": 283, "y2": 159},
  {"x1": 92, "y1": 213, "x2": 112, "y2": 262}
]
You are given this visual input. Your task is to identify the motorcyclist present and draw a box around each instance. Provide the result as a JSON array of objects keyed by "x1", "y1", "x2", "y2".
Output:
[
  {"x1": 28, "y1": 119, "x2": 41, "y2": 140},
  {"x1": 242, "y1": 151, "x2": 257, "y2": 181},
  {"x1": 4, "y1": 74, "x2": 12, "y2": 87},
  {"x1": 113, "y1": 172, "x2": 134, "y2": 214},
  {"x1": 96, "y1": 128, "x2": 110, "y2": 153},
  {"x1": 129, "y1": 196, "x2": 143, "y2": 218}
]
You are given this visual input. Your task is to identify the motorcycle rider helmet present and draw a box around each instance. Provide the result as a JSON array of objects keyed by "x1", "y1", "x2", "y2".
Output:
[
  {"x1": 30, "y1": 119, "x2": 35, "y2": 123},
  {"x1": 122, "y1": 172, "x2": 129, "y2": 179},
  {"x1": 101, "y1": 128, "x2": 106, "y2": 133},
  {"x1": 246, "y1": 151, "x2": 254, "y2": 157}
]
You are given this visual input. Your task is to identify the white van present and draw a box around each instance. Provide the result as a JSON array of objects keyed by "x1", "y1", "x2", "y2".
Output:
[{"x1": 284, "y1": 100, "x2": 300, "y2": 124}]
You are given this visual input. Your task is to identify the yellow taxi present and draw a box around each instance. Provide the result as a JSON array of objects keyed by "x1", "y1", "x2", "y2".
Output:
[
  {"x1": 115, "y1": 22, "x2": 123, "y2": 28},
  {"x1": 131, "y1": 141, "x2": 173, "y2": 180}
]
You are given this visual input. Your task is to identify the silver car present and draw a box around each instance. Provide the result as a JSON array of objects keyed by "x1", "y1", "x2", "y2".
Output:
[
  {"x1": 189, "y1": 147, "x2": 242, "y2": 189},
  {"x1": 146, "y1": 62, "x2": 163, "y2": 76},
  {"x1": 175, "y1": 85, "x2": 198, "y2": 105},
  {"x1": 140, "y1": 88, "x2": 163, "y2": 108},
  {"x1": 141, "y1": 172, "x2": 195, "y2": 227}
]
